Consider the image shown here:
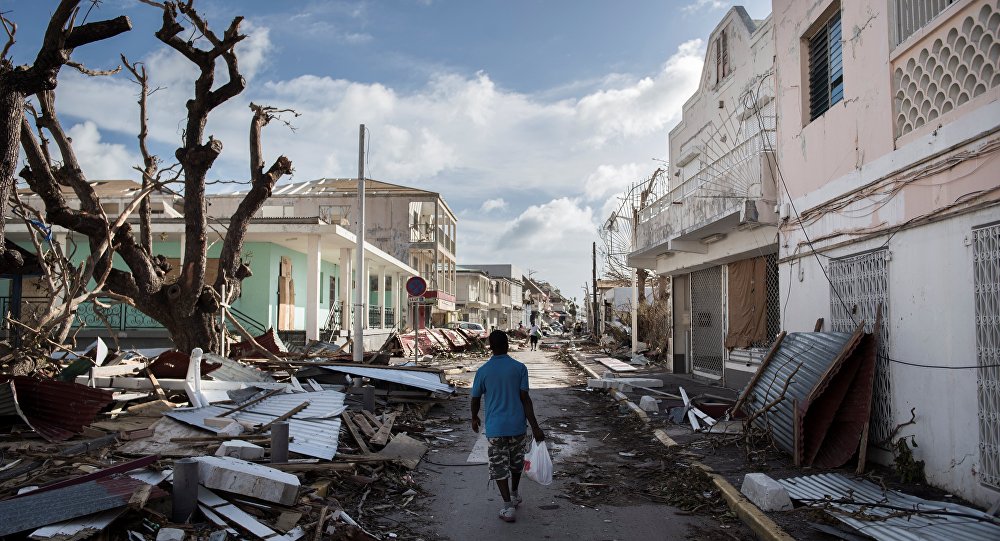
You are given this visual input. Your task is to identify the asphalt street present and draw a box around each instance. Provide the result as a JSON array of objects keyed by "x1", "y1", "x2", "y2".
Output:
[{"x1": 407, "y1": 343, "x2": 746, "y2": 541}]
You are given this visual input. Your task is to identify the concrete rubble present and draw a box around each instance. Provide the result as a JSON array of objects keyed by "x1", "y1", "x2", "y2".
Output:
[
  {"x1": 0, "y1": 330, "x2": 465, "y2": 540},
  {"x1": 739, "y1": 473, "x2": 793, "y2": 512}
]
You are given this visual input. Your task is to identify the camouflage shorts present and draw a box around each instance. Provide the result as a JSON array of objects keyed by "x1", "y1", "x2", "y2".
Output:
[{"x1": 487, "y1": 434, "x2": 528, "y2": 480}]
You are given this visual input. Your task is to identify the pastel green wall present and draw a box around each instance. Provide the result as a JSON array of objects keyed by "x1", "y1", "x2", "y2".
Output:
[{"x1": 240, "y1": 243, "x2": 340, "y2": 331}]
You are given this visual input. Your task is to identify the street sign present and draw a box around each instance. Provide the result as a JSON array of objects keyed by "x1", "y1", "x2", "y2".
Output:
[{"x1": 405, "y1": 276, "x2": 427, "y2": 297}]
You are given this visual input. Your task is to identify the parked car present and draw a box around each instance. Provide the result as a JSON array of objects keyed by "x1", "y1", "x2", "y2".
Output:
[{"x1": 448, "y1": 321, "x2": 488, "y2": 339}]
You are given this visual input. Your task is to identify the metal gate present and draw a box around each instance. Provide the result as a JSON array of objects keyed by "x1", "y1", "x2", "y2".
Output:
[
  {"x1": 829, "y1": 248, "x2": 893, "y2": 445},
  {"x1": 974, "y1": 222, "x2": 1000, "y2": 489},
  {"x1": 691, "y1": 266, "x2": 725, "y2": 378}
]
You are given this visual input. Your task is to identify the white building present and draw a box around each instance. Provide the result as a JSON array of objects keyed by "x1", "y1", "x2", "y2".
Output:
[
  {"x1": 630, "y1": 7, "x2": 780, "y2": 385},
  {"x1": 772, "y1": 0, "x2": 1000, "y2": 506}
]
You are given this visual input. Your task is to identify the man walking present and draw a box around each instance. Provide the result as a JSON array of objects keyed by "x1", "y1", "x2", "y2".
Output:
[
  {"x1": 529, "y1": 323, "x2": 541, "y2": 350},
  {"x1": 471, "y1": 330, "x2": 546, "y2": 522}
]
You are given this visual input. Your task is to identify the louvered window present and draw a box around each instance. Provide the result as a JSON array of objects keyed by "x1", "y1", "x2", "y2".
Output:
[
  {"x1": 808, "y1": 9, "x2": 843, "y2": 120},
  {"x1": 715, "y1": 28, "x2": 730, "y2": 85}
]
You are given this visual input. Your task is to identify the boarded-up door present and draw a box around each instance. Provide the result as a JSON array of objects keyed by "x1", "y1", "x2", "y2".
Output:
[{"x1": 277, "y1": 256, "x2": 295, "y2": 330}]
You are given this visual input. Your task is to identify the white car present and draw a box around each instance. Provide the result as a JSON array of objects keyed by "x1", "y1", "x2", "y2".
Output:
[{"x1": 449, "y1": 322, "x2": 488, "y2": 339}]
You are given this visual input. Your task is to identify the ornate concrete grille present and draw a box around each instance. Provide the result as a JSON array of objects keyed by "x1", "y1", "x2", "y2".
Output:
[
  {"x1": 974, "y1": 222, "x2": 1000, "y2": 489},
  {"x1": 829, "y1": 249, "x2": 893, "y2": 445},
  {"x1": 691, "y1": 266, "x2": 725, "y2": 378}
]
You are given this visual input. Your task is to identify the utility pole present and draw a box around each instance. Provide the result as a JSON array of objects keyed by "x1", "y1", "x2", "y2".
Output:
[
  {"x1": 631, "y1": 207, "x2": 639, "y2": 356},
  {"x1": 592, "y1": 241, "x2": 599, "y2": 340},
  {"x1": 353, "y1": 124, "x2": 365, "y2": 363}
]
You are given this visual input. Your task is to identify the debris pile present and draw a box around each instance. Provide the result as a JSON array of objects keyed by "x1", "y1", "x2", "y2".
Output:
[{"x1": 0, "y1": 333, "x2": 460, "y2": 539}]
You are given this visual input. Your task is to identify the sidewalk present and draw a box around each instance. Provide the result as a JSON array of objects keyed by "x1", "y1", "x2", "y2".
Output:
[{"x1": 569, "y1": 347, "x2": 800, "y2": 541}]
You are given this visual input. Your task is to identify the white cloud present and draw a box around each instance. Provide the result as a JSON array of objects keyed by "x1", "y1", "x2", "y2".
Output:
[
  {"x1": 48, "y1": 28, "x2": 706, "y2": 296},
  {"x1": 62, "y1": 121, "x2": 142, "y2": 181},
  {"x1": 583, "y1": 163, "x2": 643, "y2": 202},
  {"x1": 480, "y1": 198, "x2": 508, "y2": 213},
  {"x1": 238, "y1": 21, "x2": 273, "y2": 81},
  {"x1": 683, "y1": 0, "x2": 732, "y2": 13}
]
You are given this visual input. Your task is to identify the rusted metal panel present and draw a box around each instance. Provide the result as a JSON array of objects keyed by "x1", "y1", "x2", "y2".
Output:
[
  {"x1": 0, "y1": 377, "x2": 114, "y2": 442},
  {"x1": 740, "y1": 322, "x2": 876, "y2": 467}
]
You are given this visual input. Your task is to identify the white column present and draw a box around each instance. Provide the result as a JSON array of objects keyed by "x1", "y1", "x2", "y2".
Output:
[
  {"x1": 394, "y1": 272, "x2": 402, "y2": 328},
  {"x1": 339, "y1": 248, "x2": 352, "y2": 332},
  {"x1": 305, "y1": 235, "x2": 321, "y2": 341},
  {"x1": 379, "y1": 266, "x2": 387, "y2": 328},
  {"x1": 363, "y1": 258, "x2": 371, "y2": 329}
]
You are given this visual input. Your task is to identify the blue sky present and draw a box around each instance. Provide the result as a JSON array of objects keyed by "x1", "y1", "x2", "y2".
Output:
[{"x1": 8, "y1": 0, "x2": 770, "y2": 299}]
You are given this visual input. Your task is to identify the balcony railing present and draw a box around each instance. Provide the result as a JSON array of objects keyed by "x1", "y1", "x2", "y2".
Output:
[
  {"x1": 1, "y1": 296, "x2": 163, "y2": 332},
  {"x1": 368, "y1": 306, "x2": 381, "y2": 328},
  {"x1": 384, "y1": 307, "x2": 395, "y2": 327},
  {"x1": 635, "y1": 121, "x2": 775, "y2": 254}
]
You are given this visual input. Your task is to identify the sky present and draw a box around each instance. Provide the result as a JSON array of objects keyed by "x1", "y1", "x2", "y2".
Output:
[{"x1": 7, "y1": 0, "x2": 771, "y2": 303}]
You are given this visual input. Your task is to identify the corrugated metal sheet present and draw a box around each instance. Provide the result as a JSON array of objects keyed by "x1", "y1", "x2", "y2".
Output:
[
  {"x1": 0, "y1": 477, "x2": 167, "y2": 536},
  {"x1": 0, "y1": 377, "x2": 114, "y2": 442},
  {"x1": 317, "y1": 365, "x2": 455, "y2": 394},
  {"x1": 740, "y1": 325, "x2": 875, "y2": 467},
  {"x1": 29, "y1": 508, "x2": 124, "y2": 540},
  {"x1": 203, "y1": 353, "x2": 275, "y2": 383},
  {"x1": 438, "y1": 328, "x2": 468, "y2": 349},
  {"x1": 779, "y1": 473, "x2": 1000, "y2": 541},
  {"x1": 165, "y1": 390, "x2": 345, "y2": 460}
]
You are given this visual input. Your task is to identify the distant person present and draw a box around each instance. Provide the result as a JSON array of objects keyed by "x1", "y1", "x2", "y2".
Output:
[
  {"x1": 470, "y1": 331, "x2": 545, "y2": 523},
  {"x1": 529, "y1": 323, "x2": 541, "y2": 350}
]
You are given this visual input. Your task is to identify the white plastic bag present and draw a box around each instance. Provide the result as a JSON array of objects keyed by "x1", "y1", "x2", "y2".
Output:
[{"x1": 523, "y1": 439, "x2": 552, "y2": 485}]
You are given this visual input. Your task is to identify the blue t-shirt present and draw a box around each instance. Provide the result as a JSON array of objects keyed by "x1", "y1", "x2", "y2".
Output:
[{"x1": 470, "y1": 354, "x2": 529, "y2": 437}]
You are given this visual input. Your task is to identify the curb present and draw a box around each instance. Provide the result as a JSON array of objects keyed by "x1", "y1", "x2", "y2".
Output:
[{"x1": 566, "y1": 350, "x2": 794, "y2": 541}]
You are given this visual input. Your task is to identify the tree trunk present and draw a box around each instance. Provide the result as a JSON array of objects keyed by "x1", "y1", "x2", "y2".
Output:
[
  {"x1": 0, "y1": 75, "x2": 25, "y2": 270},
  {"x1": 163, "y1": 310, "x2": 218, "y2": 354}
]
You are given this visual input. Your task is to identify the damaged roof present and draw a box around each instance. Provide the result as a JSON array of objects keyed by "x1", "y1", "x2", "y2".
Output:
[
  {"x1": 0, "y1": 377, "x2": 115, "y2": 442},
  {"x1": 166, "y1": 390, "x2": 346, "y2": 460},
  {"x1": 316, "y1": 364, "x2": 455, "y2": 395}
]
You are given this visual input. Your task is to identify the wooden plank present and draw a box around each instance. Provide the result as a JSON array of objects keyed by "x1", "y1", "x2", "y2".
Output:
[
  {"x1": 258, "y1": 402, "x2": 310, "y2": 432},
  {"x1": 144, "y1": 369, "x2": 167, "y2": 400},
  {"x1": 339, "y1": 413, "x2": 371, "y2": 455},
  {"x1": 220, "y1": 389, "x2": 285, "y2": 418},
  {"x1": 732, "y1": 331, "x2": 787, "y2": 414},
  {"x1": 369, "y1": 412, "x2": 397, "y2": 447},
  {"x1": 360, "y1": 411, "x2": 383, "y2": 430},
  {"x1": 351, "y1": 413, "x2": 376, "y2": 438},
  {"x1": 594, "y1": 357, "x2": 638, "y2": 372}
]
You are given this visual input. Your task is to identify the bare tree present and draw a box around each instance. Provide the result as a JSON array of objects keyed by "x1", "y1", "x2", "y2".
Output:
[
  {"x1": 0, "y1": 1, "x2": 132, "y2": 272},
  {"x1": 19, "y1": 1, "x2": 293, "y2": 353}
]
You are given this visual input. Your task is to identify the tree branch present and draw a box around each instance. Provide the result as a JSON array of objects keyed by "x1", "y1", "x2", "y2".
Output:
[
  {"x1": 215, "y1": 103, "x2": 294, "y2": 296},
  {"x1": 122, "y1": 54, "x2": 157, "y2": 254}
]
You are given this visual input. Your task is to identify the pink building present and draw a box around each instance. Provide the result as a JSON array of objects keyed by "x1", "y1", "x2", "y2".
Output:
[{"x1": 773, "y1": 0, "x2": 1000, "y2": 505}]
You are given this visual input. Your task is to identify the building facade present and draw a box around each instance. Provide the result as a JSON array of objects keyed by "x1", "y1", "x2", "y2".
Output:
[
  {"x1": 460, "y1": 264, "x2": 524, "y2": 330},
  {"x1": 211, "y1": 178, "x2": 458, "y2": 327},
  {"x1": 456, "y1": 268, "x2": 490, "y2": 326},
  {"x1": 630, "y1": 7, "x2": 781, "y2": 385},
  {"x1": 7, "y1": 181, "x2": 418, "y2": 349},
  {"x1": 772, "y1": 0, "x2": 1000, "y2": 506}
]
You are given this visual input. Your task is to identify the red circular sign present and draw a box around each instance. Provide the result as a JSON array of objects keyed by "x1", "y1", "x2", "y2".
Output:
[{"x1": 406, "y1": 276, "x2": 427, "y2": 297}]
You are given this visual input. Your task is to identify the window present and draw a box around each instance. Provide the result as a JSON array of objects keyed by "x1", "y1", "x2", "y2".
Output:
[
  {"x1": 320, "y1": 272, "x2": 324, "y2": 303},
  {"x1": 715, "y1": 28, "x2": 730, "y2": 84},
  {"x1": 319, "y1": 205, "x2": 350, "y2": 226},
  {"x1": 891, "y1": 0, "x2": 956, "y2": 47},
  {"x1": 807, "y1": 8, "x2": 843, "y2": 120}
]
